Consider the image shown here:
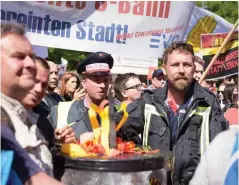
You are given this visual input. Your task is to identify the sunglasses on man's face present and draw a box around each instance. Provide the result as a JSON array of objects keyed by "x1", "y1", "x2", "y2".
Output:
[{"x1": 124, "y1": 84, "x2": 142, "y2": 91}]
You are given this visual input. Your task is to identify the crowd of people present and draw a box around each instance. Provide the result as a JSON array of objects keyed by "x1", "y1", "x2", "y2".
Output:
[{"x1": 1, "y1": 22, "x2": 238, "y2": 185}]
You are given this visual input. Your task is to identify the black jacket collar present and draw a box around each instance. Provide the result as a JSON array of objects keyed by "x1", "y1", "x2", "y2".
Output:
[{"x1": 153, "y1": 80, "x2": 210, "y2": 104}]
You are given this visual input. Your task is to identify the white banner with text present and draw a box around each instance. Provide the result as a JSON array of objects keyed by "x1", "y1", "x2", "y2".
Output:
[{"x1": 1, "y1": 1, "x2": 195, "y2": 58}]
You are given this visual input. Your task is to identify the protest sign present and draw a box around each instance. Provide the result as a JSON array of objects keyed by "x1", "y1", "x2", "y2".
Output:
[
  {"x1": 201, "y1": 31, "x2": 238, "y2": 80},
  {"x1": 111, "y1": 55, "x2": 158, "y2": 75},
  {"x1": 58, "y1": 57, "x2": 68, "y2": 75},
  {"x1": 185, "y1": 6, "x2": 233, "y2": 53},
  {"x1": 1, "y1": 1, "x2": 194, "y2": 58}
]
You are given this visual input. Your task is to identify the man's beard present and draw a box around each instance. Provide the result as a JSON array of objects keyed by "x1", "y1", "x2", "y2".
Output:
[{"x1": 171, "y1": 77, "x2": 192, "y2": 92}]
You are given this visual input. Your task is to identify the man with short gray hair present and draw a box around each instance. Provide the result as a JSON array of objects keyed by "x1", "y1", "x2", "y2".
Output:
[
  {"x1": 1, "y1": 22, "x2": 63, "y2": 184},
  {"x1": 1, "y1": 23, "x2": 36, "y2": 100}
]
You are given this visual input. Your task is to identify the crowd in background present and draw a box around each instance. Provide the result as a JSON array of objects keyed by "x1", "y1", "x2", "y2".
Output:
[{"x1": 55, "y1": 67, "x2": 238, "y2": 127}]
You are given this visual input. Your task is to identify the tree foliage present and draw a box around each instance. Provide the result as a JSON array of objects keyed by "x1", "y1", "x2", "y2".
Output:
[
  {"x1": 48, "y1": 1, "x2": 238, "y2": 70},
  {"x1": 196, "y1": 1, "x2": 238, "y2": 24},
  {"x1": 48, "y1": 48, "x2": 91, "y2": 71}
]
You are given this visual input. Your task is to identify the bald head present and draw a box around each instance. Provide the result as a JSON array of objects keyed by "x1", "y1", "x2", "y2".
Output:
[
  {"x1": 46, "y1": 60, "x2": 59, "y2": 93},
  {"x1": 47, "y1": 60, "x2": 57, "y2": 68}
]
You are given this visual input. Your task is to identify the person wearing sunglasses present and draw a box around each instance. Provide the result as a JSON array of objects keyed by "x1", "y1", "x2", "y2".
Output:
[{"x1": 114, "y1": 73, "x2": 143, "y2": 105}]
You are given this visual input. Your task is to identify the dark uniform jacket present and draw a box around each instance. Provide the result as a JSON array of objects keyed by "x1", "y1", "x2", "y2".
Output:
[
  {"x1": 32, "y1": 108, "x2": 55, "y2": 150},
  {"x1": 49, "y1": 100, "x2": 88, "y2": 139},
  {"x1": 36, "y1": 93, "x2": 63, "y2": 118},
  {"x1": 49, "y1": 99, "x2": 130, "y2": 180},
  {"x1": 49, "y1": 99, "x2": 127, "y2": 139},
  {"x1": 119, "y1": 81, "x2": 228, "y2": 185}
]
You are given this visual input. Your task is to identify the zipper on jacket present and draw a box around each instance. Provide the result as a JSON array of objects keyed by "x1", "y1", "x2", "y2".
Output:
[
  {"x1": 171, "y1": 101, "x2": 195, "y2": 183},
  {"x1": 152, "y1": 96, "x2": 169, "y2": 124},
  {"x1": 176, "y1": 97, "x2": 208, "y2": 141},
  {"x1": 175, "y1": 100, "x2": 196, "y2": 141}
]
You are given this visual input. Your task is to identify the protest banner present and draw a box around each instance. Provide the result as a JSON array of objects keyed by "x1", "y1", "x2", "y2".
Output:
[
  {"x1": 201, "y1": 31, "x2": 238, "y2": 80},
  {"x1": 185, "y1": 6, "x2": 233, "y2": 53},
  {"x1": 1, "y1": 1, "x2": 194, "y2": 58},
  {"x1": 32, "y1": 45, "x2": 49, "y2": 58},
  {"x1": 111, "y1": 55, "x2": 158, "y2": 75},
  {"x1": 58, "y1": 57, "x2": 68, "y2": 75}
]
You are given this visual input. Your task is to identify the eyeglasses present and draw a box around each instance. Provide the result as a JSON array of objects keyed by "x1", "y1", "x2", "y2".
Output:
[{"x1": 124, "y1": 84, "x2": 142, "y2": 91}]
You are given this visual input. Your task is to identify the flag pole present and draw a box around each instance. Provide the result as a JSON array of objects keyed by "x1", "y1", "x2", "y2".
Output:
[{"x1": 199, "y1": 19, "x2": 239, "y2": 84}]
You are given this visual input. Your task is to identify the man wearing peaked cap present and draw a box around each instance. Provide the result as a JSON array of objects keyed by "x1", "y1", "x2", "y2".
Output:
[
  {"x1": 77, "y1": 52, "x2": 114, "y2": 75},
  {"x1": 49, "y1": 51, "x2": 129, "y2": 183},
  {"x1": 50, "y1": 52, "x2": 115, "y2": 139},
  {"x1": 77, "y1": 52, "x2": 114, "y2": 106}
]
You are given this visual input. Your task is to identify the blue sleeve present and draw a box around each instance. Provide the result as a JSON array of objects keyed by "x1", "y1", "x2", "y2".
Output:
[{"x1": 1, "y1": 124, "x2": 43, "y2": 183}]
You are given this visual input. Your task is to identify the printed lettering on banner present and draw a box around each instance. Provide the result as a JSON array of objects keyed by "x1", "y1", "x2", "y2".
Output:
[{"x1": 1, "y1": 1, "x2": 195, "y2": 58}]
